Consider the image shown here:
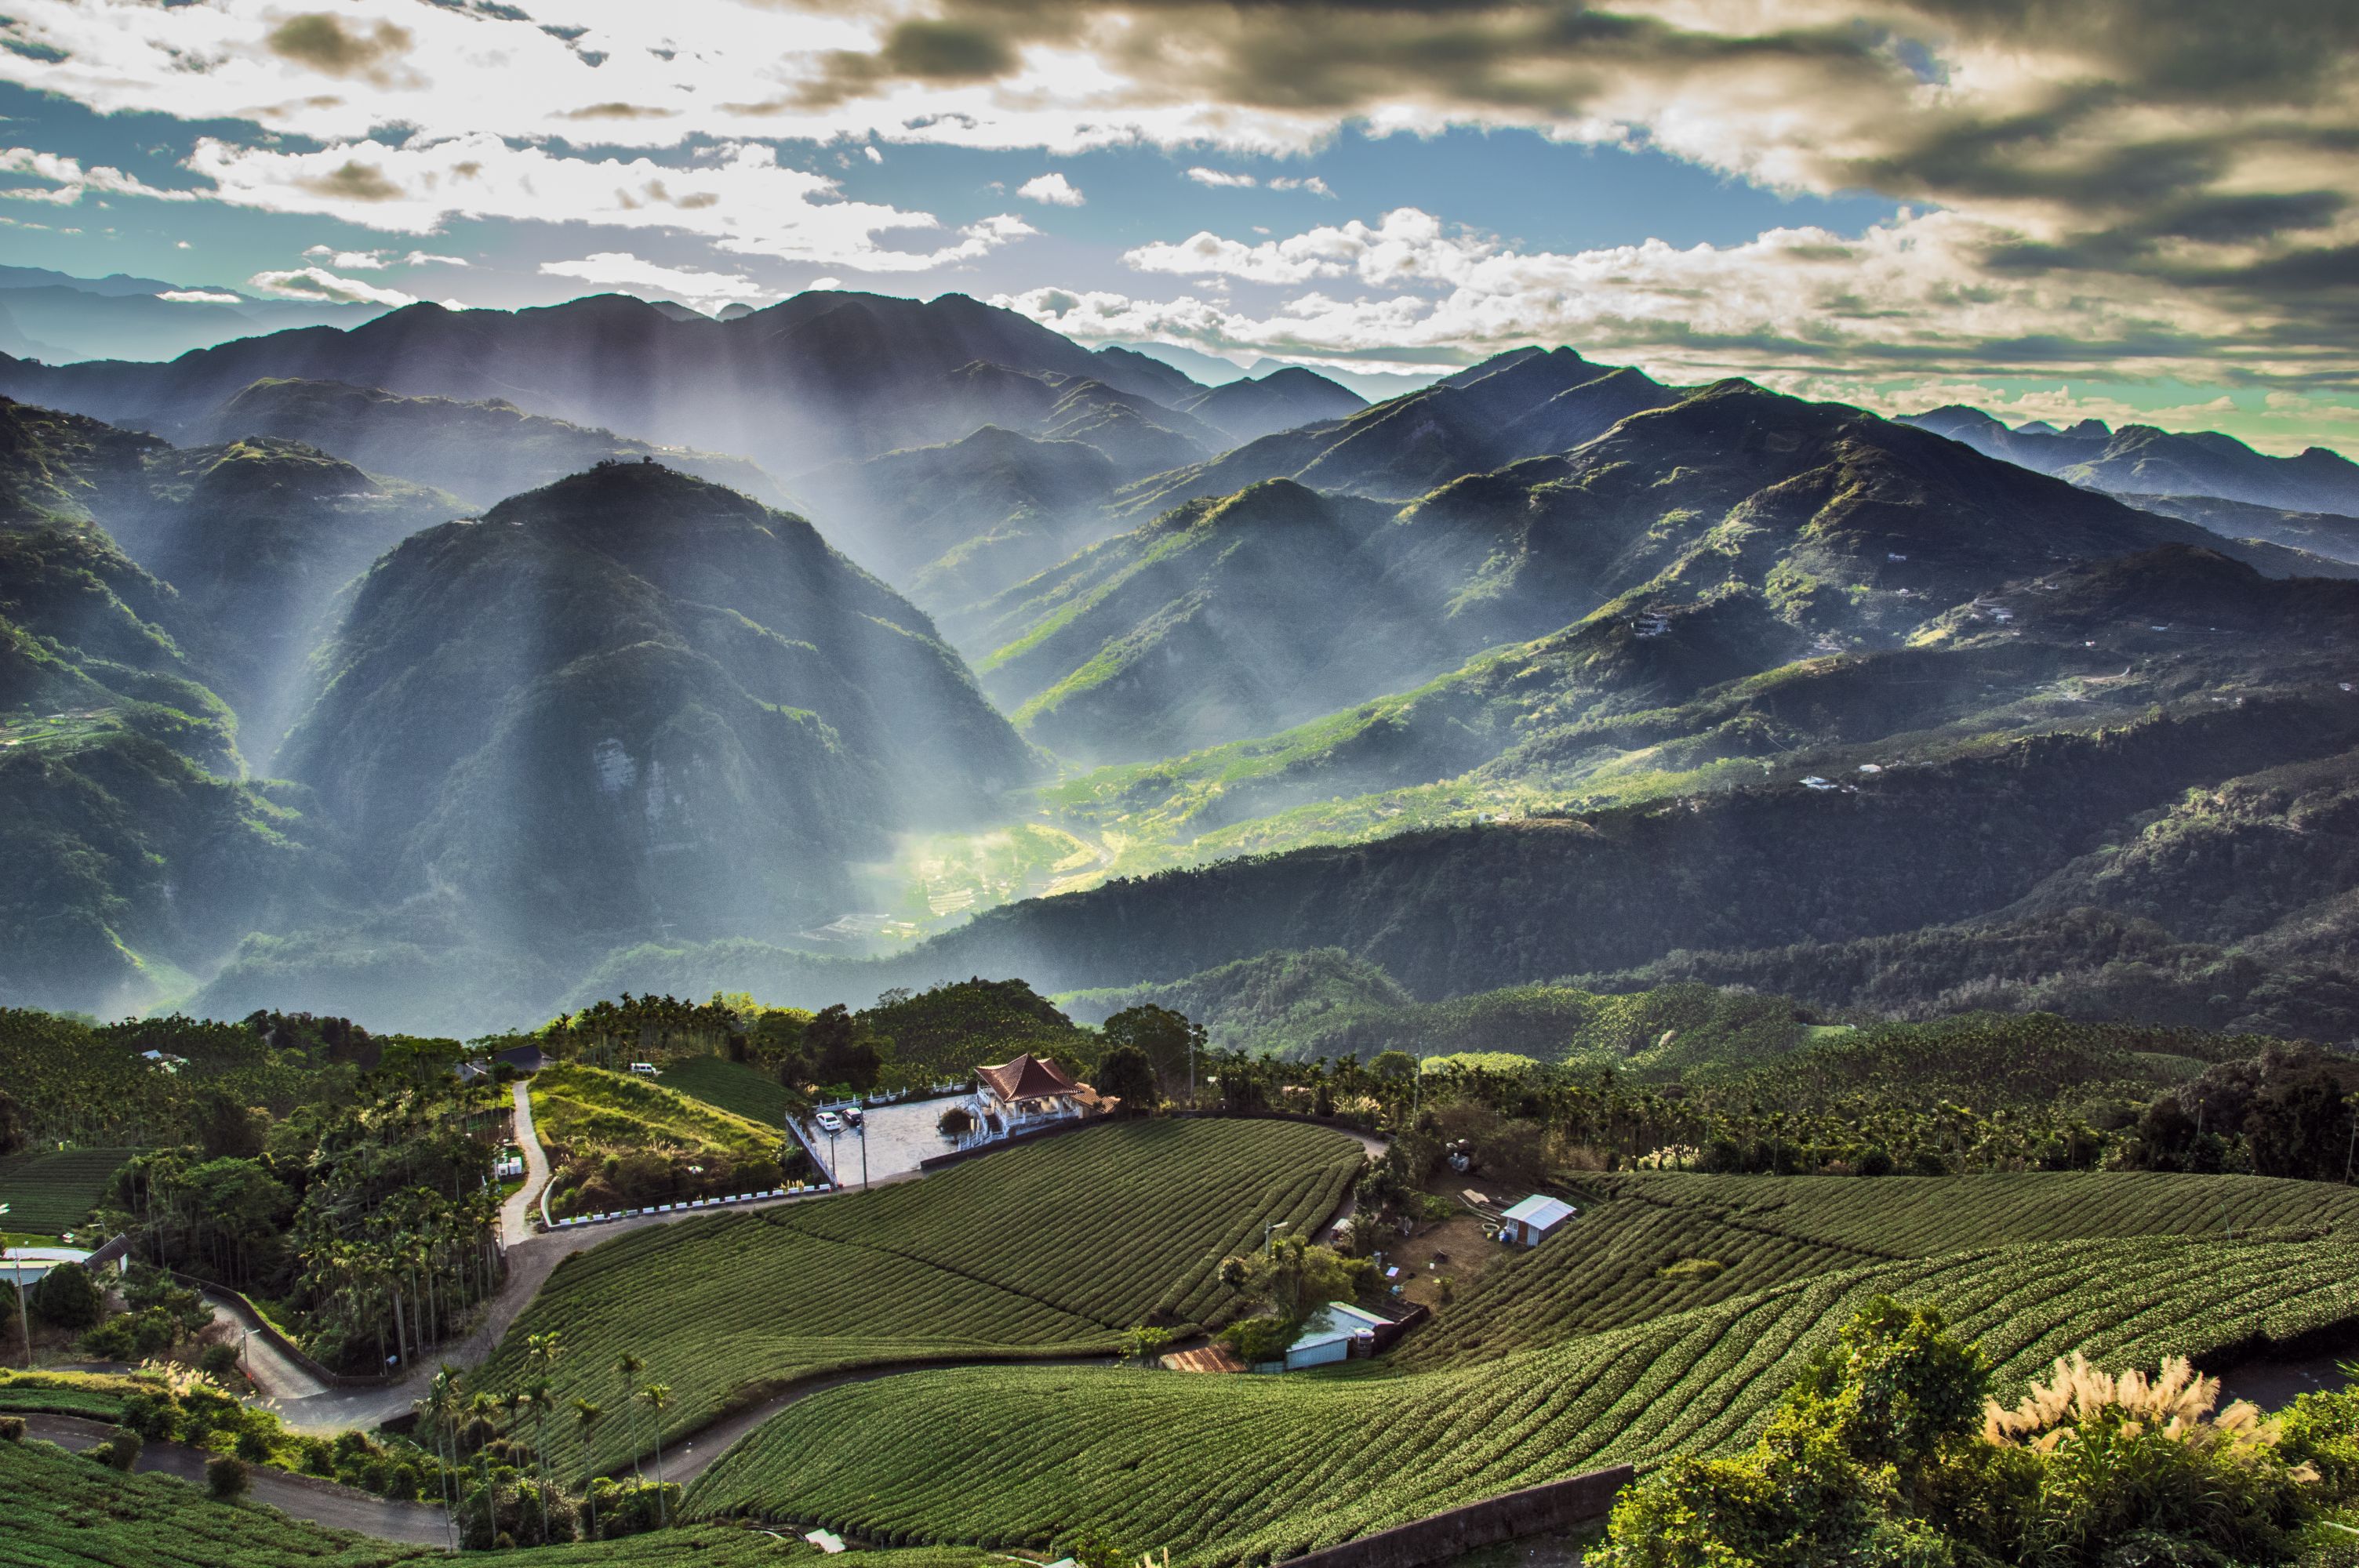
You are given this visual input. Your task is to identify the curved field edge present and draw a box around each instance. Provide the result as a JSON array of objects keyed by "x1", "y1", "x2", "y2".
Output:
[
  {"x1": 471, "y1": 1119, "x2": 1365, "y2": 1479},
  {"x1": 682, "y1": 1226, "x2": 2359, "y2": 1566}
]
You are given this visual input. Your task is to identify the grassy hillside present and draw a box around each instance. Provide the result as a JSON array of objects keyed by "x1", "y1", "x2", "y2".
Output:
[
  {"x1": 685, "y1": 1175, "x2": 2359, "y2": 1564},
  {"x1": 0, "y1": 1146, "x2": 137, "y2": 1236},
  {"x1": 530, "y1": 1063, "x2": 780, "y2": 1163},
  {"x1": 473, "y1": 1118, "x2": 1364, "y2": 1478}
]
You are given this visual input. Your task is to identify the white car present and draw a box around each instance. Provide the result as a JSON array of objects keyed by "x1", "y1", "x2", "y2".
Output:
[{"x1": 815, "y1": 1111, "x2": 844, "y2": 1134}]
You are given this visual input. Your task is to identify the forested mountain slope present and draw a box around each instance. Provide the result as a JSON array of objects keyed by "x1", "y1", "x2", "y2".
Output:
[
  {"x1": 196, "y1": 378, "x2": 784, "y2": 510},
  {"x1": 980, "y1": 377, "x2": 2346, "y2": 766},
  {"x1": 277, "y1": 462, "x2": 1034, "y2": 952}
]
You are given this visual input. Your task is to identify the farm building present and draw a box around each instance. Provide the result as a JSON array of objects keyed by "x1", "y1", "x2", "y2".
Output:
[
  {"x1": 1499, "y1": 1194, "x2": 1576, "y2": 1247},
  {"x1": 1281, "y1": 1301, "x2": 1392, "y2": 1370}
]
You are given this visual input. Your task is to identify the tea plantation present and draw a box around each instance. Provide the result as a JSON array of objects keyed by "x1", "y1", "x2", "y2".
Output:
[
  {"x1": 682, "y1": 1172, "x2": 2359, "y2": 1565},
  {"x1": 0, "y1": 1428, "x2": 990, "y2": 1568},
  {"x1": 0, "y1": 1145, "x2": 136, "y2": 1236},
  {"x1": 474, "y1": 1117, "x2": 1364, "y2": 1477}
]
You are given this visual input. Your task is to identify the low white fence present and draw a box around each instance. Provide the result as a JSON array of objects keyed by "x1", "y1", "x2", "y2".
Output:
[{"x1": 537, "y1": 1182, "x2": 833, "y2": 1232}]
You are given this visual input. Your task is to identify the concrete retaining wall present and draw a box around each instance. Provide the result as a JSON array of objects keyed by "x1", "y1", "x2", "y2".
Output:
[{"x1": 1274, "y1": 1465, "x2": 1634, "y2": 1568}]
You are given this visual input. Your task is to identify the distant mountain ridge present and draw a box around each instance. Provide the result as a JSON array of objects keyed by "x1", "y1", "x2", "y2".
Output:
[
  {"x1": 0, "y1": 290, "x2": 1206, "y2": 479},
  {"x1": 1903, "y1": 405, "x2": 2359, "y2": 515}
]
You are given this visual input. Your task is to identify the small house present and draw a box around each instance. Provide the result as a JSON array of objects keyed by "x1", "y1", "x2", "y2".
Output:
[
  {"x1": 1282, "y1": 1301, "x2": 1391, "y2": 1370},
  {"x1": 1498, "y1": 1194, "x2": 1576, "y2": 1247}
]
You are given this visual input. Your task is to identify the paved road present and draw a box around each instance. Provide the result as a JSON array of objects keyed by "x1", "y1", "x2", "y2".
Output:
[
  {"x1": 202, "y1": 1290, "x2": 327, "y2": 1403},
  {"x1": 271, "y1": 1187, "x2": 838, "y2": 1434},
  {"x1": 503, "y1": 1080, "x2": 552, "y2": 1247},
  {"x1": 26, "y1": 1412, "x2": 451, "y2": 1546}
]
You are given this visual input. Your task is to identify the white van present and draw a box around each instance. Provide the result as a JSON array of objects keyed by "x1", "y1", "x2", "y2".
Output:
[{"x1": 628, "y1": 1062, "x2": 658, "y2": 1078}]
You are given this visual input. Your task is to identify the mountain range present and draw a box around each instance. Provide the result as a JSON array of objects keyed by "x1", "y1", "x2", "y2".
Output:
[{"x1": 3, "y1": 277, "x2": 2357, "y2": 1038}]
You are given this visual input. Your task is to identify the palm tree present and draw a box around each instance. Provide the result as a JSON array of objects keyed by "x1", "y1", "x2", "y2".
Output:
[
  {"x1": 421, "y1": 1370, "x2": 461, "y2": 1552},
  {"x1": 523, "y1": 1331, "x2": 564, "y2": 1542},
  {"x1": 523, "y1": 1381, "x2": 554, "y2": 1541},
  {"x1": 467, "y1": 1391, "x2": 501, "y2": 1543},
  {"x1": 613, "y1": 1352, "x2": 645, "y2": 1481},
  {"x1": 638, "y1": 1384, "x2": 673, "y2": 1526},
  {"x1": 572, "y1": 1399, "x2": 605, "y2": 1540}
]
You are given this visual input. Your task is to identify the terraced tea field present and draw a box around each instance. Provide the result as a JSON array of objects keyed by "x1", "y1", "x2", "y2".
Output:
[
  {"x1": 685, "y1": 1224, "x2": 2359, "y2": 1565},
  {"x1": 659, "y1": 1056, "x2": 798, "y2": 1127},
  {"x1": 0, "y1": 1426, "x2": 989, "y2": 1568},
  {"x1": 1398, "y1": 1170, "x2": 2359, "y2": 1364},
  {"x1": 475, "y1": 1118, "x2": 1363, "y2": 1478},
  {"x1": 0, "y1": 1145, "x2": 136, "y2": 1236}
]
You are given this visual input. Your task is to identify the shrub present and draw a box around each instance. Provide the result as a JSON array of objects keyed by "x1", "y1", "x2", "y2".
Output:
[
  {"x1": 30, "y1": 1261, "x2": 104, "y2": 1330},
  {"x1": 197, "y1": 1342, "x2": 242, "y2": 1379},
  {"x1": 1220, "y1": 1316, "x2": 1296, "y2": 1366},
  {"x1": 1855, "y1": 1145, "x2": 1896, "y2": 1178},
  {"x1": 206, "y1": 1454, "x2": 251, "y2": 1499},
  {"x1": 1656, "y1": 1258, "x2": 1726, "y2": 1280},
  {"x1": 0, "y1": 1414, "x2": 24, "y2": 1442},
  {"x1": 93, "y1": 1426, "x2": 142, "y2": 1472},
  {"x1": 938, "y1": 1105, "x2": 975, "y2": 1137}
]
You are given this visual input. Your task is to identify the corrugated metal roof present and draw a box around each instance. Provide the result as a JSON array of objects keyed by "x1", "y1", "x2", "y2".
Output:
[{"x1": 1500, "y1": 1194, "x2": 1576, "y2": 1229}]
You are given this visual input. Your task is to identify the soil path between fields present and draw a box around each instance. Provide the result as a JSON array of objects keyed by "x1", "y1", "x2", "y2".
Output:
[
  {"x1": 24, "y1": 1411, "x2": 451, "y2": 1546},
  {"x1": 503, "y1": 1080, "x2": 553, "y2": 1247}
]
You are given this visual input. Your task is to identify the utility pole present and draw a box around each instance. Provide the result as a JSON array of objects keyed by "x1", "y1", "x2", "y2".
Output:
[
  {"x1": 1263, "y1": 1220, "x2": 1289, "y2": 1256},
  {"x1": 859, "y1": 1117, "x2": 869, "y2": 1192},
  {"x1": 2, "y1": 1205, "x2": 28, "y2": 1370}
]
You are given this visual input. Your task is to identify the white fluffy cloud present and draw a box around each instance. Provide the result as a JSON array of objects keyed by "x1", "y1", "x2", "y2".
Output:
[
  {"x1": 0, "y1": 147, "x2": 198, "y2": 204},
  {"x1": 247, "y1": 266, "x2": 416, "y2": 307},
  {"x1": 540, "y1": 252, "x2": 765, "y2": 307},
  {"x1": 1016, "y1": 172, "x2": 1085, "y2": 206},
  {"x1": 184, "y1": 135, "x2": 1035, "y2": 271}
]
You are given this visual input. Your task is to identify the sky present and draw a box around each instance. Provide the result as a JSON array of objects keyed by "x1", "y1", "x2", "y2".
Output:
[{"x1": 0, "y1": 0, "x2": 2354, "y2": 453}]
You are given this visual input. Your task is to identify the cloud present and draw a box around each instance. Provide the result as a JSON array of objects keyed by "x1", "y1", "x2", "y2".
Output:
[
  {"x1": 1017, "y1": 172, "x2": 1084, "y2": 206},
  {"x1": 541, "y1": 251, "x2": 765, "y2": 306},
  {"x1": 304, "y1": 243, "x2": 471, "y2": 269},
  {"x1": 1187, "y1": 168, "x2": 1334, "y2": 198},
  {"x1": 0, "y1": 147, "x2": 198, "y2": 205},
  {"x1": 264, "y1": 13, "x2": 414, "y2": 84},
  {"x1": 185, "y1": 135, "x2": 1039, "y2": 270},
  {"x1": 157, "y1": 289, "x2": 243, "y2": 304},
  {"x1": 247, "y1": 267, "x2": 416, "y2": 307}
]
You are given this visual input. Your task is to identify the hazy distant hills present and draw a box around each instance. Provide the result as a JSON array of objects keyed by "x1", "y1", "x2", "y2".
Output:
[
  {"x1": 0, "y1": 290, "x2": 1190, "y2": 477},
  {"x1": 0, "y1": 265, "x2": 384, "y2": 363},
  {"x1": 1173, "y1": 365, "x2": 1366, "y2": 445},
  {"x1": 277, "y1": 463, "x2": 1034, "y2": 951},
  {"x1": 196, "y1": 379, "x2": 785, "y2": 511},
  {"x1": 1905, "y1": 405, "x2": 2359, "y2": 517},
  {"x1": 0, "y1": 401, "x2": 356, "y2": 1008}
]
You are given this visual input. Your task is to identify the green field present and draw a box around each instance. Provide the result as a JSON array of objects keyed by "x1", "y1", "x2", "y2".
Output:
[
  {"x1": 657, "y1": 1055, "x2": 797, "y2": 1127},
  {"x1": 531, "y1": 1063, "x2": 780, "y2": 1163},
  {"x1": 0, "y1": 1425, "x2": 991, "y2": 1568},
  {"x1": 0, "y1": 1145, "x2": 136, "y2": 1236},
  {"x1": 682, "y1": 1171, "x2": 2359, "y2": 1564},
  {"x1": 474, "y1": 1118, "x2": 1365, "y2": 1478}
]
